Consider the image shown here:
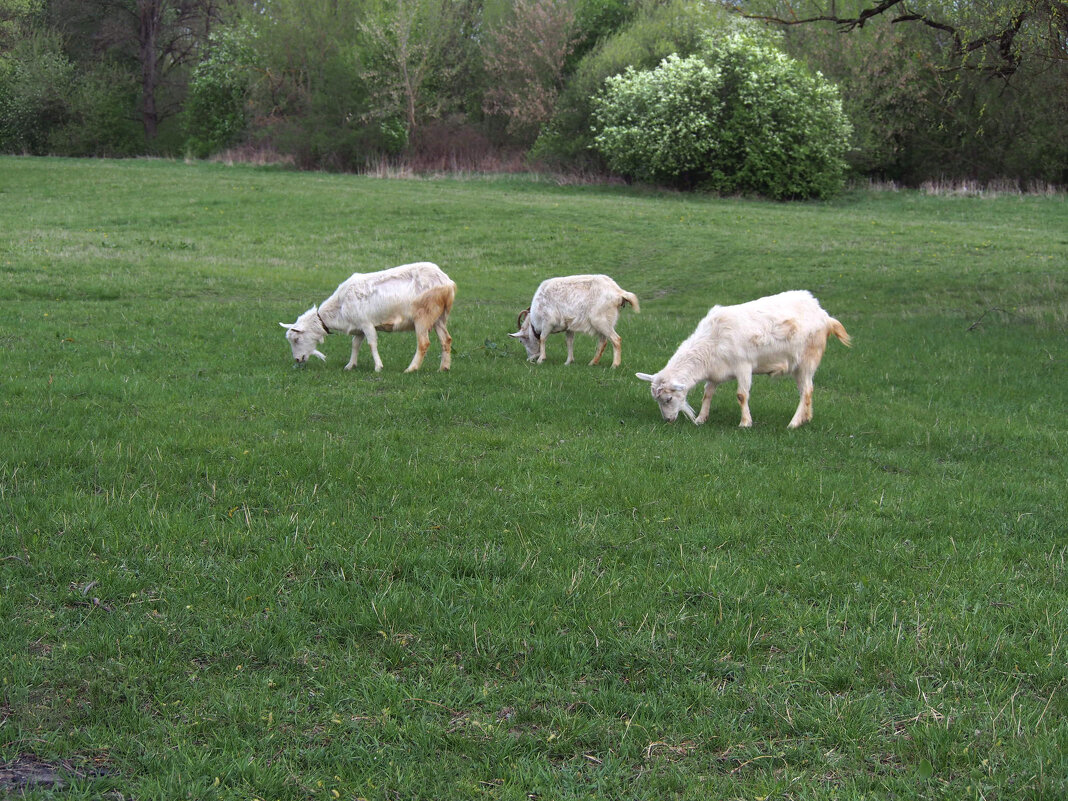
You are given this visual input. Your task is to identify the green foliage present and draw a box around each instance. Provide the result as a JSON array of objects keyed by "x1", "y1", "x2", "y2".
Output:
[
  {"x1": 356, "y1": 0, "x2": 473, "y2": 137},
  {"x1": 742, "y1": 0, "x2": 1067, "y2": 79},
  {"x1": 0, "y1": 0, "x2": 1062, "y2": 181},
  {"x1": 592, "y1": 53, "x2": 724, "y2": 183},
  {"x1": 566, "y1": 0, "x2": 638, "y2": 71},
  {"x1": 746, "y1": 0, "x2": 1068, "y2": 184},
  {"x1": 592, "y1": 32, "x2": 853, "y2": 198},
  {"x1": 244, "y1": 0, "x2": 373, "y2": 170},
  {"x1": 48, "y1": 60, "x2": 141, "y2": 157},
  {"x1": 377, "y1": 116, "x2": 409, "y2": 154},
  {"x1": 185, "y1": 25, "x2": 255, "y2": 159},
  {"x1": 706, "y1": 32, "x2": 853, "y2": 198},
  {"x1": 0, "y1": 0, "x2": 43, "y2": 46},
  {"x1": 244, "y1": 0, "x2": 448, "y2": 169},
  {"x1": 902, "y1": 64, "x2": 1068, "y2": 186},
  {"x1": 533, "y1": 0, "x2": 735, "y2": 166},
  {"x1": 0, "y1": 27, "x2": 71, "y2": 153},
  {"x1": 787, "y1": 20, "x2": 928, "y2": 180}
]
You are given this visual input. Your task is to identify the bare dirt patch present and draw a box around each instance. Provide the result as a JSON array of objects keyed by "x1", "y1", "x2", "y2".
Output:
[{"x1": 0, "y1": 754, "x2": 114, "y2": 795}]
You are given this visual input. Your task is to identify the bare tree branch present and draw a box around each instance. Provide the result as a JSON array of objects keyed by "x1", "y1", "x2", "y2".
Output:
[{"x1": 737, "y1": 1, "x2": 1033, "y2": 77}]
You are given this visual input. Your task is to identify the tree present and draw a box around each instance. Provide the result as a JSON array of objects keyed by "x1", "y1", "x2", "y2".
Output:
[
  {"x1": 357, "y1": 0, "x2": 474, "y2": 138},
  {"x1": 50, "y1": 0, "x2": 231, "y2": 142},
  {"x1": 482, "y1": 0, "x2": 578, "y2": 140},
  {"x1": 244, "y1": 0, "x2": 400, "y2": 169},
  {"x1": 746, "y1": 0, "x2": 1068, "y2": 183},
  {"x1": 565, "y1": 0, "x2": 637, "y2": 73},
  {"x1": 739, "y1": 0, "x2": 1068, "y2": 78}
]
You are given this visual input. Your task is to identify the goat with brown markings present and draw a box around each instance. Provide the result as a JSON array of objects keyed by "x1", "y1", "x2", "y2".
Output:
[
  {"x1": 280, "y1": 261, "x2": 455, "y2": 372},
  {"x1": 510, "y1": 274, "x2": 640, "y2": 367}
]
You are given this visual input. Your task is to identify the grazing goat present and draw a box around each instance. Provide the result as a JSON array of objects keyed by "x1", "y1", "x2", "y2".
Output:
[
  {"x1": 279, "y1": 261, "x2": 455, "y2": 372},
  {"x1": 636, "y1": 290, "x2": 850, "y2": 428},
  {"x1": 509, "y1": 274, "x2": 640, "y2": 367}
]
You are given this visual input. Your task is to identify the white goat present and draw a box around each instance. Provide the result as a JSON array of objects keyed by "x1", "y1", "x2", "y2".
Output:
[
  {"x1": 509, "y1": 274, "x2": 640, "y2": 367},
  {"x1": 636, "y1": 290, "x2": 850, "y2": 428},
  {"x1": 279, "y1": 261, "x2": 455, "y2": 372}
]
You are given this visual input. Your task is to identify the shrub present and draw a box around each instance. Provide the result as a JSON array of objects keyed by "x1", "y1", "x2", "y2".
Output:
[
  {"x1": 0, "y1": 29, "x2": 73, "y2": 153},
  {"x1": 592, "y1": 54, "x2": 724, "y2": 184},
  {"x1": 49, "y1": 60, "x2": 141, "y2": 157},
  {"x1": 185, "y1": 26, "x2": 256, "y2": 159},
  {"x1": 532, "y1": 0, "x2": 733, "y2": 167},
  {"x1": 592, "y1": 32, "x2": 853, "y2": 199}
]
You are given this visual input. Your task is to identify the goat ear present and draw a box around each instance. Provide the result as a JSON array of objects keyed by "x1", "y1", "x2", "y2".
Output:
[
  {"x1": 508, "y1": 331, "x2": 522, "y2": 339},
  {"x1": 635, "y1": 372, "x2": 655, "y2": 382},
  {"x1": 312, "y1": 350, "x2": 327, "y2": 362},
  {"x1": 279, "y1": 322, "x2": 292, "y2": 329}
]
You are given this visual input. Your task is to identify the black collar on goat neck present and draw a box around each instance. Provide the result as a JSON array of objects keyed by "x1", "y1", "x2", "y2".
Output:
[{"x1": 316, "y1": 310, "x2": 332, "y2": 334}]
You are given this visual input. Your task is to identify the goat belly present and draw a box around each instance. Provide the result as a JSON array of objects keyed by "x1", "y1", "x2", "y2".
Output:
[
  {"x1": 375, "y1": 315, "x2": 413, "y2": 332},
  {"x1": 755, "y1": 357, "x2": 791, "y2": 376}
]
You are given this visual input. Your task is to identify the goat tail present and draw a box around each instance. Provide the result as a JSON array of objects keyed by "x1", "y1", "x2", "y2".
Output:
[
  {"x1": 828, "y1": 318, "x2": 851, "y2": 347},
  {"x1": 620, "y1": 291, "x2": 640, "y2": 313},
  {"x1": 442, "y1": 281, "x2": 456, "y2": 319}
]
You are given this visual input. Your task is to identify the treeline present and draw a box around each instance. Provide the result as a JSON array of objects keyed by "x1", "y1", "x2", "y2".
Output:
[{"x1": 1, "y1": 0, "x2": 1065, "y2": 188}]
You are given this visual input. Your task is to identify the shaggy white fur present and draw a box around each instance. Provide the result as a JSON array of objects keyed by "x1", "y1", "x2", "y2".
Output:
[
  {"x1": 280, "y1": 262, "x2": 455, "y2": 372},
  {"x1": 509, "y1": 274, "x2": 640, "y2": 367},
  {"x1": 637, "y1": 290, "x2": 850, "y2": 428}
]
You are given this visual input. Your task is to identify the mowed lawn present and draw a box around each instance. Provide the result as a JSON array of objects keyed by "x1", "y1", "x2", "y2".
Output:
[{"x1": 1, "y1": 157, "x2": 1065, "y2": 800}]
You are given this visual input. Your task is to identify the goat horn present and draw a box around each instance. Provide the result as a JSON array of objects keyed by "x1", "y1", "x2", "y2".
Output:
[{"x1": 517, "y1": 309, "x2": 530, "y2": 327}]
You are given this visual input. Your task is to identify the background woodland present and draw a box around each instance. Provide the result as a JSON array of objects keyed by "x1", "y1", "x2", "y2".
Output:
[{"x1": 1, "y1": 0, "x2": 1066, "y2": 188}]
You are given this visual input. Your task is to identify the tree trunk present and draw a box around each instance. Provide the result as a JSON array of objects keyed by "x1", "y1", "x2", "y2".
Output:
[{"x1": 139, "y1": 0, "x2": 162, "y2": 140}]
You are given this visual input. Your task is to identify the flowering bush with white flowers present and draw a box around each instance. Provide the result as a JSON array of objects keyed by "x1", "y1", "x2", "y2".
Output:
[{"x1": 593, "y1": 32, "x2": 852, "y2": 199}]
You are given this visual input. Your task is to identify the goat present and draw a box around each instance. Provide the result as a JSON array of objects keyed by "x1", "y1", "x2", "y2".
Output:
[
  {"x1": 509, "y1": 274, "x2": 640, "y2": 367},
  {"x1": 636, "y1": 290, "x2": 850, "y2": 428},
  {"x1": 279, "y1": 261, "x2": 455, "y2": 372}
]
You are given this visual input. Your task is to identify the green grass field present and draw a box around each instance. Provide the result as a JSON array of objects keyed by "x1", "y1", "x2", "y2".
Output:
[{"x1": 1, "y1": 157, "x2": 1065, "y2": 800}]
